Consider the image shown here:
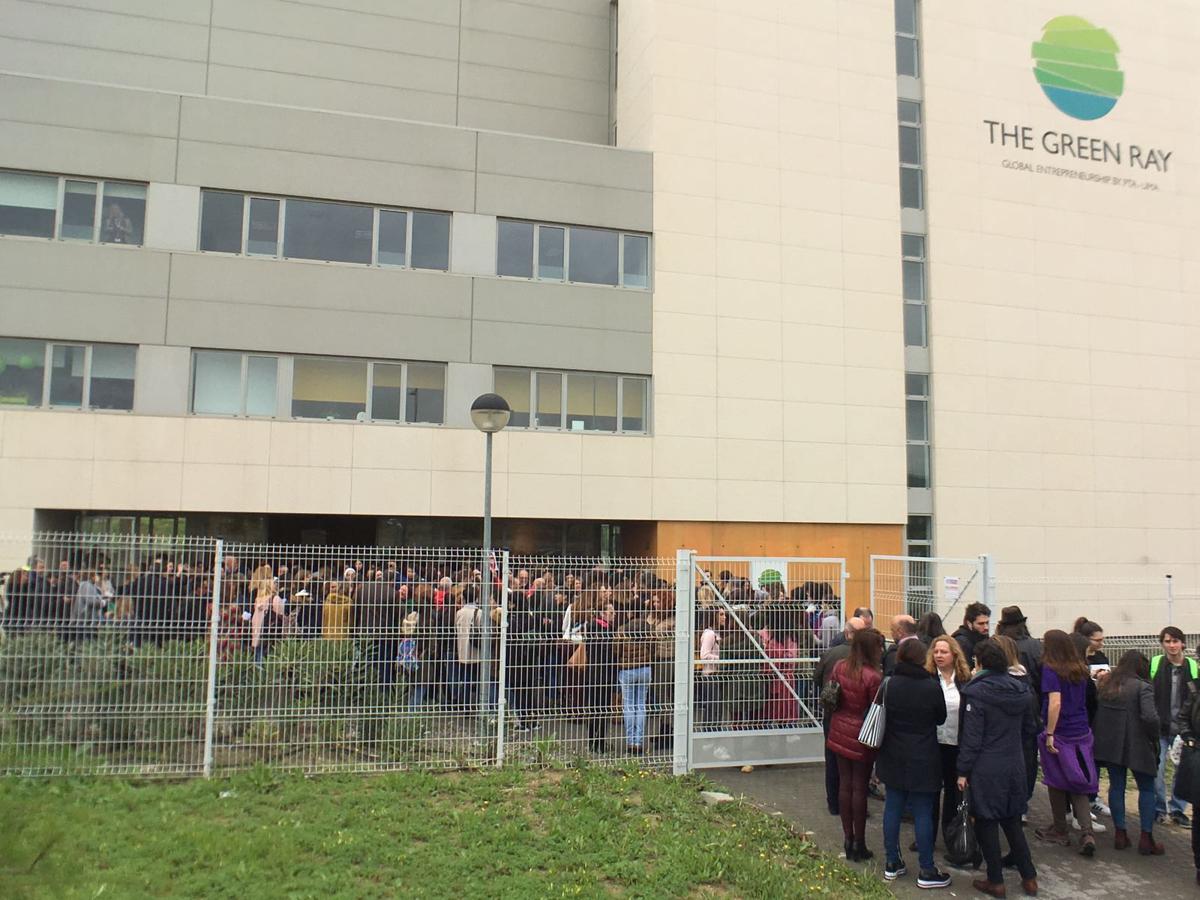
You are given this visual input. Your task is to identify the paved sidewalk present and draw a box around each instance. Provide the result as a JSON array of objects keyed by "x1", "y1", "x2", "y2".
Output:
[{"x1": 708, "y1": 763, "x2": 1198, "y2": 899}]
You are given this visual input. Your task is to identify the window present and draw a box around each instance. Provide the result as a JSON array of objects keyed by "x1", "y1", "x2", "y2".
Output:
[
  {"x1": 292, "y1": 357, "x2": 368, "y2": 420},
  {"x1": 495, "y1": 367, "x2": 649, "y2": 434},
  {"x1": 62, "y1": 180, "x2": 97, "y2": 241},
  {"x1": 905, "y1": 373, "x2": 930, "y2": 488},
  {"x1": 906, "y1": 514, "x2": 933, "y2": 563},
  {"x1": 99, "y1": 182, "x2": 146, "y2": 245},
  {"x1": 283, "y1": 199, "x2": 373, "y2": 265},
  {"x1": 900, "y1": 165, "x2": 924, "y2": 210},
  {"x1": 405, "y1": 362, "x2": 445, "y2": 424},
  {"x1": 198, "y1": 190, "x2": 451, "y2": 271},
  {"x1": 902, "y1": 233, "x2": 927, "y2": 348},
  {"x1": 895, "y1": 0, "x2": 919, "y2": 77},
  {"x1": 0, "y1": 172, "x2": 57, "y2": 238},
  {"x1": 496, "y1": 220, "x2": 650, "y2": 289},
  {"x1": 0, "y1": 171, "x2": 147, "y2": 245},
  {"x1": 191, "y1": 351, "x2": 278, "y2": 417},
  {"x1": 0, "y1": 339, "x2": 135, "y2": 410},
  {"x1": 199, "y1": 191, "x2": 244, "y2": 253}
]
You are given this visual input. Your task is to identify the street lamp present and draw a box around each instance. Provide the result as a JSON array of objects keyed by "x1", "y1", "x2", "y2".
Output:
[{"x1": 470, "y1": 393, "x2": 510, "y2": 729}]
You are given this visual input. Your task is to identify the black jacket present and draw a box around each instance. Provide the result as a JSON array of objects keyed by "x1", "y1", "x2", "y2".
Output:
[
  {"x1": 952, "y1": 625, "x2": 986, "y2": 669},
  {"x1": 1093, "y1": 678, "x2": 1159, "y2": 776},
  {"x1": 1151, "y1": 654, "x2": 1200, "y2": 737},
  {"x1": 876, "y1": 661, "x2": 947, "y2": 793},
  {"x1": 957, "y1": 670, "x2": 1037, "y2": 820}
]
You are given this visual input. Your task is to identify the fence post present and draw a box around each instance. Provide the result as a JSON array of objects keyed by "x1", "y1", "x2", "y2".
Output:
[
  {"x1": 672, "y1": 549, "x2": 694, "y2": 776},
  {"x1": 980, "y1": 554, "x2": 996, "y2": 609},
  {"x1": 203, "y1": 539, "x2": 223, "y2": 779},
  {"x1": 495, "y1": 550, "x2": 510, "y2": 768},
  {"x1": 1167, "y1": 574, "x2": 1175, "y2": 626}
]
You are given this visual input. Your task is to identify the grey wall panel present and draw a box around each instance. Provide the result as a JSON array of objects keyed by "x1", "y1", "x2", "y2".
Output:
[
  {"x1": 168, "y1": 254, "x2": 472, "y2": 321},
  {"x1": 0, "y1": 122, "x2": 179, "y2": 185},
  {"x1": 0, "y1": 36, "x2": 204, "y2": 97},
  {"x1": 0, "y1": 241, "x2": 170, "y2": 298},
  {"x1": 0, "y1": 0, "x2": 209, "y2": 58},
  {"x1": 478, "y1": 131, "x2": 651, "y2": 193},
  {"x1": 0, "y1": 75, "x2": 180, "y2": 139},
  {"x1": 207, "y1": 25, "x2": 458, "y2": 96},
  {"x1": 178, "y1": 97, "x2": 476, "y2": 176},
  {"x1": 175, "y1": 140, "x2": 474, "y2": 212},
  {"x1": 203, "y1": 67, "x2": 457, "y2": 132},
  {"x1": 458, "y1": 98, "x2": 609, "y2": 147},
  {"x1": 461, "y1": 0, "x2": 610, "y2": 49},
  {"x1": 458, "y1": 63, "x2": 609, "y2": 117},
  {"x1": 476, "y1": 173, "x2": 651, "y2": 233},
  {"x1": 474, "y1": 278, "x2": 651, "y2": 334},
  {"x1": 211, "y1": 0, "x2": 460, "y2": 58},
  {"x1": 459, "y1": 27, "x2": 609, "y2": 82},
  {"x1": 165, "y1": 298, "x2": 471, "y2": 363},
  {"x1": 134, "y1": 344, "x2": 191, "y2": 416},
  {"x1": 471, "y1": 320, "x2": 651, "y2": 374},
  {"x1": 0, "y1": 289, "x2": 167, "y2": 345}
]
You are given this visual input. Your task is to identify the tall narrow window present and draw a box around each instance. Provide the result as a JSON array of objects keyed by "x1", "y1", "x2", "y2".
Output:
[
  {"x1": 89, "y1": 344, "x2": 136, "y2": 411},
  {"x1": 621, "y1": 377, "x2": 647, "y2": 432},
  {"x1": 538, "y1": 226, "x2": 565, "y2": 280},
  {"x1": 535, "y1": 371, "x2": 563, "y2": 428},
  {"x1": 99, "y1": 182, "x2": 146, "y2": 245},
  {"x1": 247, "y1": 198, "x2": 280, "y2": 256},
  {"x1": 411, "y1": 211, "x2": 450, "y2": 270},
  {"x1": 199, "y1": 190, "x2": 244, "y2": 253},
  {"x1": 377, "y1": 210, "x2": 408, "y2": 267},
  {"x1": 497, "y1": 220, "x2": 534, "y2": 278},
  {"x1": 0, "y1": 338, "x2": 47, "y2": 407},
  {"x1": 48, "y1": 344, "x2": 87, "y2": 408},
  {"x1": 622, "y1": 234, "x2": 649, "y2": 288},
  {"x1": 370, "y1": 363, "x2": 404, "y2": 421},
  {"x1": 244, "y1": 356, "x2": 278, "y2": 417},
  {"x1": 192, "y1": 351, "x2": 244, "y2": 416},
  {"x1": 405, "y1": 363, "x2": 445, "y2": 424},
  {"x1": 569, "y1": 227, "x2": 619, "y2": 285},
  {"x1": 61, "y1": 180, "x2": 98, "y2": 241},
  {"x1": 495, "y1": 367, "x2": 531, "y2": 428}
]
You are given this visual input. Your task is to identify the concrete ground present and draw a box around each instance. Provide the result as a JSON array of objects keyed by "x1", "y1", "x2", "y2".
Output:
[{"x1": 709, "y1": 763, "x2": 1198, "y2": 899}]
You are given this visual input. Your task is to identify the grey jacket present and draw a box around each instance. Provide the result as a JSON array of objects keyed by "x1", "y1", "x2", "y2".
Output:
[{"x1": 1093, "y1": 678, "x2": 1159, "y2": 776}]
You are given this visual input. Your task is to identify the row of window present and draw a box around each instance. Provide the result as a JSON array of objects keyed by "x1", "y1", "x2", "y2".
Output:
[
  {"x1": 191, "y1": 351, "x2": 447, "y2": 424},
  {"x1": 0, "y1": 172, "x2": 146, "y2": 245},
  {"x1": 494, "y1": 367, "x2": 648, "y2": 434},
  {"x1": 0, "y1": 339, "x2": 136, "y2": 410},
  {"x1": 497, "y1": 220, "x2": 649, "y2": 289},
  {"x1": 199, "y1": 190, "x2": 452, "y2": 271}
]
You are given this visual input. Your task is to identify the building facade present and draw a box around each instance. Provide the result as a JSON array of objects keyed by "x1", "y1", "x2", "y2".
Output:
[{"x1": 0, "y1": 1, "x2": 1196, "y2": 605}]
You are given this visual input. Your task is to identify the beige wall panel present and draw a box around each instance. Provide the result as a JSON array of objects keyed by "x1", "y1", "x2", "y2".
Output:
[
  {"x1": 91, "y1": 460, "x2": 182, "y2": 509},
  {"x1": 580, "y1": 435, "x2": 653, "y2": 477},
  {"x1": 349, "y1": 468, "x2": 433, "y2": 515},
  {"x1": 180, "y1": 463, "x2": 271, "y2": 511},
  {"x1": 267, "y1": 422, "x2": 354, "y2": 469},
  {"x1": 351, "y1": 426, "x2": 435, "y2": 471},
  {"x1": 92, "y1": 415, "x2": 186, "y2": 464},
  {"x1": 581, "y1": 475, "x2": 653, "y2": 519},
  {"x1": 0, "y1": 457, "x2": 94, "y2": 507},
  {"x1": 182, "y1": 419, "x2": 273, "y2": 466}
]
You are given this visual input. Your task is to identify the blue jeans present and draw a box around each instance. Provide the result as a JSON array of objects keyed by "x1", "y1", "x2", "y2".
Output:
[
  {"x1": 884, "y1": 788, "x2": 936, "y2": 872},
  {"x1": 1157, "y1": 736, "x2": 1188, "y2": 816},
  {"x1": 1108, "y1": 765, "x2": 1157, "y2": 833},
  {"x1": 618, "y1": 666, "x2": 652, "y2": 748}
]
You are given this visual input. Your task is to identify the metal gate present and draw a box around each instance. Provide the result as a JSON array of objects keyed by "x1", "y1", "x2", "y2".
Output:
[
  {"x1": 674, "y1": 551, "x2": 847, "y2": 772},
  {"x1": 869, "y1": 554, "x2": 994, "y2": 628}
]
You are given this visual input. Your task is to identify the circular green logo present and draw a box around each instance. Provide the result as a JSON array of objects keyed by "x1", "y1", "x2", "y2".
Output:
[{"x1": 1032, "y1": 16, "x2": 1123, "y2": 120}]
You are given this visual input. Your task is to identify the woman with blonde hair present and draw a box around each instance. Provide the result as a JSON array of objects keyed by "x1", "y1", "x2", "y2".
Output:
[
  {"x1": 249, "y1": 563, "x2": 276, "y2": 665},
  {"x1": 924, "y1": 635, "x2": 971, "y2": 840},
  {"x1": 322, "y1": 580, "x2": 352, "y2": 641}
]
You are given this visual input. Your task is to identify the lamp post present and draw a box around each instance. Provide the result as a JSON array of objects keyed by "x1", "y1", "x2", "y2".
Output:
[{"x1": 470, "y1": 393, "x2": 510, "y2": 731}]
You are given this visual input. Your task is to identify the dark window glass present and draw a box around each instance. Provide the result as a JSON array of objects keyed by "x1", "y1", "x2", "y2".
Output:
[
  {"x1": 48, "y1": 344, "x2": 86, "y2": 407},
  {"x1": 896, "y1": 35, "x2": 919, "y2": 77},
  {"x1": 411, "y1": 211, "x2": 450, "y2": 270},
  {"x1": 907, "y1": 443, "x2": 930, "y2": 488},
  {"x1": 538, "y1": 226, "x2": 565, "y2": 279},
  {"x1": 900, "y1": 167, "x2": 923, "y2": 209},
  {"x1": 405, "y1": 363, "x2": 445, "y2": 424},
  {"x1": 0, "y1": 338, "x2": 46, "y2": 406},
  {"x1": 898, "y1": 100, "x2": 922, "y2": 124},
  {"x1": 899, "y1": 125, "x2": 921, "y2": 165},
  {"x1": 907, "y1": 515, "x2": 931, "y2": 541},
  {"x1": 901, "y1": 233, "x2": 925, "y2": 258},
  {"x1": 906, "y1": 398, "x2": 928, "y2": 441},
  {"x1": 371, "y1": 363, "x2": 403, "y2": 421},
  {"x1": 569, "y1": 227, "x2": 619, "y2": 285},
  {"x1": 62, "y1": 180, "x2": 97, "y2": 240},
  {"x1": 904, "y1": 303, "x2": 927, "y2": 348},
  {"x1": 378, "y1": 210, "x2": 407, "y2": 266},
  {"x1": 89, "y1": 344, "x2": 135, "y2": 411},
  {"x1": 247, "y1": 198, "x2": 279, "y2": 255},
  {"x1": 536, "y1": 371, "x2": 562, "y2": 427},
  {"x1": 902, "y1": 260, "x2": 925, "y2": 300},
  {"x1": 495, "y1": 368, "x2": 531, "y2": 428},
  {"x1": 621, "y1": 377, "x2": 647, "y2": 432},
  {"x1": 497, "y1": 220, "x2": 534, "y2": 278},
  {"x1": 895, "y1": 0, "x2": 917, "y2": 35},
  {"x1": 200, "y1": 190, "x2": 244, "y2": 253},
  {"x1": 906, "y1": 373, "x2": 929, "y2": 396},
  {"x1": 0, "y1": 171, "x2": 56, "y2": 238},
  {"x1": 100, "y1": 183, "x2": 145, "y2": 245},
  {"x1": 623, "y1": 234, "x2": 649, "y2": 288},
  {"x1": 283, "y1": 199, "x2": 373, "y2": 264}
]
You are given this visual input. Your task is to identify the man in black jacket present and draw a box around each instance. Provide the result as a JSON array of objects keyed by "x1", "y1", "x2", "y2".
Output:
[
  {"x1": 952, "y1": 602, "x2": 991, "y2": 669},
  {"x1": 883, "y1": 615, "x2": 919, "y2": 675},
  {"x1": 1151, "y1": 626, "x2": 1199, "y2": 826}
]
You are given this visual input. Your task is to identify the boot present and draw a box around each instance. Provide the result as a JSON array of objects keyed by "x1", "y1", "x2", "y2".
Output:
[
  {"x1": 1113, "y1": 828, "x2": 1131, "y2": 850},
  {"x1": 1021, "y1": 878, "x2": 1039, "y2": 897},
  {"x1": 851, "y1": 839, "x2": 873, "y2": 861},
  {"x1": 844, "y1": 837, "x2": 854, "y2": 860},
  {"x1": 1138, "y1": 830, "x2": 1165, "y2": 855},
  {"x1": 971, "y1": 879, "x2": 1007, "y2": 898}
]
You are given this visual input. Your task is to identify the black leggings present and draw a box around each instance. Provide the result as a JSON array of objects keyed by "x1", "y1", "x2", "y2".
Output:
[
  {"x1": 976, "y1": 816, "x2": 1036, "y2": 884},
  {"x1": 836, "y1": 755, "x2": 872, "y2": 842},
  {"x1": 936, "y1": 743, "x2": 960, "y2": 829}
]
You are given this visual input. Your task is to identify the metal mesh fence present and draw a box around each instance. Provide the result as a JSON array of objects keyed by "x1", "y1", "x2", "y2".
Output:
[{"x1": 869, "y1": 555, "x2": 987, "y2": 628}]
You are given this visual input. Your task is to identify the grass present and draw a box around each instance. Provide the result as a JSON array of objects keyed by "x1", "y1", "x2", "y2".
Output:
[{"x1": 1, "y1": 764, "x2": 891, "y2": 899}]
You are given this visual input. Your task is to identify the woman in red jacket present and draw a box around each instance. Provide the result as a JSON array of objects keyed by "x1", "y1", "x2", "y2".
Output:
[{"x1": 827, "y1": 627, "x2": 885, "y2": 861}]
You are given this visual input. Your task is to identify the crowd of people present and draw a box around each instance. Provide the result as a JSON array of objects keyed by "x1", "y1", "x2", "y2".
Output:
[{"x1": 818, "y1": 602, "x2": 1200, "y2": 895}]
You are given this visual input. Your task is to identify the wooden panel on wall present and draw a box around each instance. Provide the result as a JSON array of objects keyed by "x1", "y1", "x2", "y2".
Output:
[{"x1": 650, "y1": 521, "x2": 904, "y2": 612}]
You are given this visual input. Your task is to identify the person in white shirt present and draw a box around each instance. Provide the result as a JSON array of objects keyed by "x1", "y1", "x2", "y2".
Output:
[
  {"x1": 925, "y1": 634, "x2": 971, "y2": 835},
  {"x1": 697, "y1": 608, "x2": 725, "y2": 729}
]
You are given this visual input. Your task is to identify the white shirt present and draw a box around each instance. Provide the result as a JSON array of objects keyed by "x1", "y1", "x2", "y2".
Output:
[{"x1": 937, "y1": 672, "x2": 961, "y2": 746}]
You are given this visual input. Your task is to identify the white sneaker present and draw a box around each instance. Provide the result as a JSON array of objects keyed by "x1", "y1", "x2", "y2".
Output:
[
  {"x1": 1068, "y1": 814, "x2": 1107, "y2": 834},
  {"x1": 1090, "y1": 799, "x2": 1111, "y2": 817}
]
